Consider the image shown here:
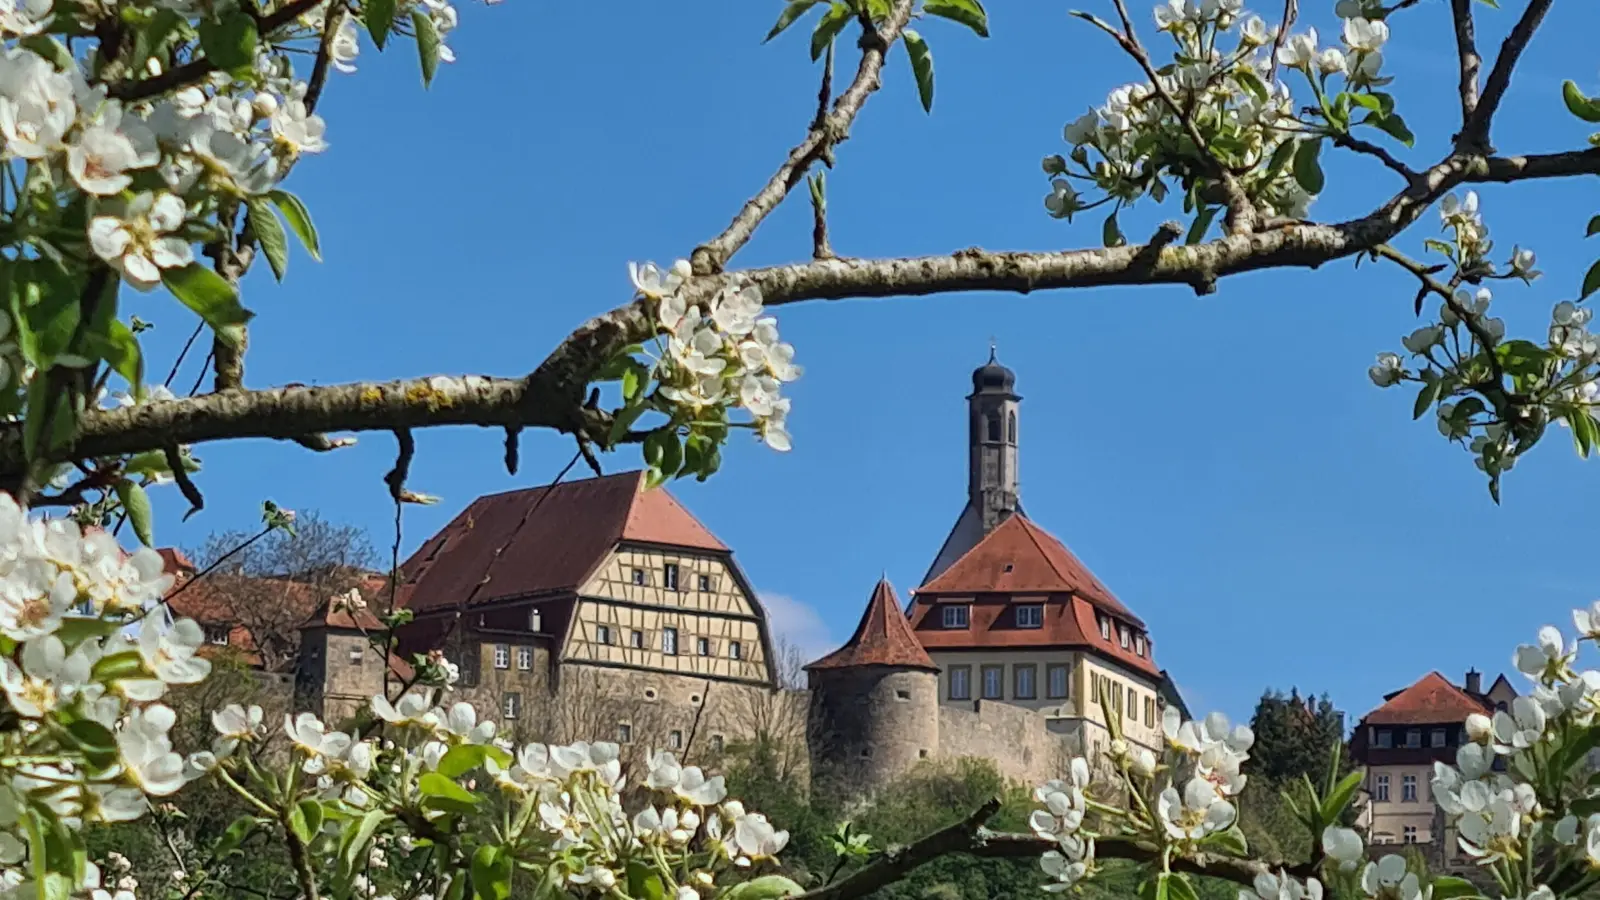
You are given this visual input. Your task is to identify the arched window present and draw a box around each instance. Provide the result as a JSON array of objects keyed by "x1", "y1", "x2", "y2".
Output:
[
  {"x1": 1007, "y1": 411, "x2": 1017, "y2": 444},
  {"x1": 986, "y1": 413, "x2": 1001, "y2": 442}
]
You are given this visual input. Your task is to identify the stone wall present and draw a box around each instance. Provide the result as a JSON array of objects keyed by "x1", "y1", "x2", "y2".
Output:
[
  {"x1": 809, "y1": 668, "x2": 939, "y2": 799},
  {"x1": 936, "y1": 698, "x2": 1079, "y2": 787}
]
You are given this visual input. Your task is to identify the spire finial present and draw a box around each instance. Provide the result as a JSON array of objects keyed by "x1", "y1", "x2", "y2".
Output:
[{"x1": 988, "y1": 337, "x2": 997, "y2": 363}]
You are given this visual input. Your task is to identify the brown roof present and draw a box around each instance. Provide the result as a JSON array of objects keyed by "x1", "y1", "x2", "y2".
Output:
[
  {"x1": 1363, "y1": 671, "x2": 1494, "y2": 726},
  {"x1": 906, "y1": 592, "x2": 1160, "y2": 678},
  {"x1": 917, "y1": 515, "x2": 1143, "y2": 627},
  {"x1": 393, "y1": 471, "x2": 727, "y2": 615},
  {"x1": 806, "y1": 579, "x2": 939, "y2": 672}
]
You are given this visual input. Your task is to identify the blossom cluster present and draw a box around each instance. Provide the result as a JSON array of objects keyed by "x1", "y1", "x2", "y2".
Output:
[
  {"x1": 628, "y1": 260, "x2": 802, "y2": 454},
  {"x1": 200, "y1": 682, "x2": 792, "y2": 900},
  {"x1": 0, "y1": 493, "x2": 227, "y2": 896}
]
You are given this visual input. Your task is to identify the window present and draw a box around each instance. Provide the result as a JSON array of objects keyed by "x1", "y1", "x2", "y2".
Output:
[
  {"x1": 1431, "y1": 728, "x2": 1447, "y2": 748},
  {"x1": 1375, "y1": 774, "x2": 1390, "y2": 801},
  {"x1": 516, "y1": 646, "x2": 533, "y2": 670},
  {"x1": 595, "y1": 626, "x2": 612, "y2": 645},
  {"x1": 662, "y1": 627, "x2": 679, "y2": 655},
  {"x1": 986, "y1": 413, "x2": 1001, "y2": 442},
  {"x1": 631, "y1": 569, "x2": 646, "y2": 585},
  {"x1": 698, "y1": 574, "x2": 712, "y2": 591},
  {"x1": 503, "y1": 692, "x2": 521, "y2": 719},
  {"x1": 896, "y1": 689, "x2": 911, "y2": 701},
  {"x1": 1047, "y1": 664, "x2": 1070, "y2": 699},
  {"x1": 981, "y1": 665, "x2": 1004, "y2": 700},
  {"x1": 1015, "y1": 665, "x2": 1037, "y2": 699},
  {"x1": 663, "y1": 563, "x2": 680, "y2": 591},
  {"x1": 1089, "y1": 671, "x2": 1101, "y2": 705},
  {"x1": 709, "y1": 734, "x2": 724, "y2": 753},
  {"x1": 1405, "y1": 729, "x2": 1421, "y2": 749},
  {"x1": 1127, "y1": 687, "x2": 1136, "y2": 713},
  {"x1": 348, "y1": 647, "x2": 364, "y2": 665},
  {"x1": 729, "y1": 641, "x2": 742, "y2": 660},
  {"x1": 1402, "y1": 774, "x2": 1418, "y2": 802},
  {"x1": 1098, "y1": 615, "x2": 1111, "y2": 640},
  {"x1": 942, "y1": 605, "x2": 969, "y2": 629},
  {"x1": 1402, "y1": 826, "x2": 1417, "y2": 844},
  {"x1": 1016, "y1": 605, "x2": 1043, "y2": 628},
  {"x1": 696, "y1": 637, "x2": 711, "y2": 656},
  {"x1": 617, "y1": 723, "x2": 632, "y2": 743},
  {"x1": 644, "y1": 688, "x2": 658, "y2": 701},
  {"x1": 204, "y1": 625, "x2": 230, "y2": 646},
  {"x1": 1118, "y1": 626, "x2": 1131, "y2": 649},
  {"x1": 529, "y1": 608, "x2": 543, "y2": 632},
  {"x1": 1134, "y1": 634, "x2": 1146, "y2": 656},
  {"x1": 1007, "y1": 411, "x2": 1017, "y2": 443},
  {"x1": 1374, "y1": 728, "x2": 1393, "y2": 749},
  {"x1": 949, "y1": 666, "x2": 971, "y2": 700},
  {"x1": 493, "y1": 644, "x2": 509, "y2": 669},
  {"x1": 669, "y1": 730, "x2": 683, "y2": 749},
  {"x1": 631, "y1": 630, "x2": 645, "y2": 649},
  {"x1": 1145, "y1": 696, "x2": 1156, "y2": 727}
]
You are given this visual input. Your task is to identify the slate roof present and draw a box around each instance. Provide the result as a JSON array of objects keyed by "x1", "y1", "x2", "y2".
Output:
[{"x1": 806, "y1": 578, "x2": 939, "y2": 672}]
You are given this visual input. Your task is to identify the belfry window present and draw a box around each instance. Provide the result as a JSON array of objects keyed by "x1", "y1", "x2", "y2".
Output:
[
  {"x1": 986, "y1": 413, "x2": 1001, "y2": 442},
  {"x1": 1007, "y1": 411, "x2": 1017, "y2": 444}
]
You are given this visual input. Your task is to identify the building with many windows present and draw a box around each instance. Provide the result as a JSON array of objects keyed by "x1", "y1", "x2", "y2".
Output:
[
  {"x1": 1350, "y1": 669, "x2": 1516, "y2": 852},
  {"x1": 805, "y1": 353, "x2": 1185, "y2": 796}
]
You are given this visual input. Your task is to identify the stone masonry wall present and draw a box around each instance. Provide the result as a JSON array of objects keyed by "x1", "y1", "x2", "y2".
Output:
[{"x1": 936, "y1": 699, "x2": 1080, "y2": 787}]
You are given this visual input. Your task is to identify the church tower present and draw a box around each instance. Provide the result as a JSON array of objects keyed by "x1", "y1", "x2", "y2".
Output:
[
  {"x1": 922, "y1": 349, "x2": 1025, "y2": 584},
  {"x1": 968, "y1": 347, "x2": 1021, "y2": 534}
]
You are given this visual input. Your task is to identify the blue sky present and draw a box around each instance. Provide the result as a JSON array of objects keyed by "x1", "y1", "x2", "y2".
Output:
[{"x1": 131, "y1": 0, "x2": 1600, "y2": 727}]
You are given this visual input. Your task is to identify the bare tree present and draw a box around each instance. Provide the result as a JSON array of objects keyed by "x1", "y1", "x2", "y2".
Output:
[{"x1": 186, "y1": 510, "x2": 380, "y2": 673}]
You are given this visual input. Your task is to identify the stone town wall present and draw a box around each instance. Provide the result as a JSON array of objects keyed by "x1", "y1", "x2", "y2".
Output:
[{"x1": 936, "y1": 699, "x2": 1080, "y2": 787}]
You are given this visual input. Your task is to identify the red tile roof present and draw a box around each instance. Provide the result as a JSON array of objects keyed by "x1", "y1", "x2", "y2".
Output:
[
  {"x1": 917, "y1": 515, "x2": 1143, "y2": 627},
  {"x1": 393, "y1": 471, "x2": 727, "y2": 615},
  {"x1": 1362, "y1": 671, "x2": 1494, "y2": 726},
  {"x1": 806, "y1": 579, "x2": 939, "y2": 672},
  {"x1": 906, "y1": 592, "x2": 1160, "y2": 678}
]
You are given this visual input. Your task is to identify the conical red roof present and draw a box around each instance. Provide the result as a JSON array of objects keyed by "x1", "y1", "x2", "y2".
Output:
[{"x1": 806, "y1": 579, "x2": 938, "y2": 672}]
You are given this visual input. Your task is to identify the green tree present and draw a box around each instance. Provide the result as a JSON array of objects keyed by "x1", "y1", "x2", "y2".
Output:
[{"x1": 1246, "y1": 689, "x2": 1354, "y2": 789}]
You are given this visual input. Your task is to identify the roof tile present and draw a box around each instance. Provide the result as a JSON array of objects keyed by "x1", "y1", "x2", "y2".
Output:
[
  {"x1": 1362, "y1": 671, "x2": 1494, "y2": 726},
  {"x1": 806, "y1": 579, "x2": 939, "y2": 672}
]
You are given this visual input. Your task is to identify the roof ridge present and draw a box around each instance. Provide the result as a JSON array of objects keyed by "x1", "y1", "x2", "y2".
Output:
[
  {"x1": 917, "y1": 513, "x2": 1027, "y2": 593},
  {"x1": 806, "y1": 578, "x2": 938, "y2": 672}
]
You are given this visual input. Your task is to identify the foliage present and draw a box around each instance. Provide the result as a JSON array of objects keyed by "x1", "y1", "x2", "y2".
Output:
[{"x1": 1245, "y1": 689, "x2": 1351, "y2": 790}]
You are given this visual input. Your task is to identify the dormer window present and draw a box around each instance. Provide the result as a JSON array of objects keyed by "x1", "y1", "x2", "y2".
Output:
[
  {"x1": 942, "y1": 605, "x2": 969, "y2": 629},
  {"x1": 1118, "y1": 625, "x2": 1131, "y2": 649},
  {"x1": 204, "y1": 625, "x2": 230, "y2": 646},
  {"x1": 1097, "y1": 614, "x2": 1111, "y2": 640},
  {"x1": 1015, "y1": 605, "x2": 1043, "y2": 629},
  {"x1": 1134, "y1": 633, "x2": 1146, "y2": 656}
]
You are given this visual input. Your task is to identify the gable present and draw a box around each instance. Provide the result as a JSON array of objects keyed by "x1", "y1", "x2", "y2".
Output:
[{"x1": 1364, "y1": 672, "x2": 1491, "y2": 725}]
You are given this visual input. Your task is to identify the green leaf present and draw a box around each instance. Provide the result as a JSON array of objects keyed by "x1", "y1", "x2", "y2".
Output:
[
  {"x1": 722, "y1": 876, "x2": 805, "y2": 900},
  {"x1": 1412, "y1": 376, "x2": 1441, "y2": 420},
  {"x1": 246, "y1": 197, "x2": 289, "y2": 282},
  {"x1": 412, "y1": 10, "x2": 441, "y2": 86},
  {"x1": 1166, "y1": 874, "x2": 1200, "y2": 900},
  {"x1": 418, "y1": 772, "x2": 479, "y2": 814},
  {"x1": 810, "y1": 2, "x2": 851, "y2": 61},
  {"x1": 1572, "y1": 410, "x2": 1598, "y2": 458},
  {"x1": 1582, "y1": 258, "x2": 1600, "y2": 300},
  {"x1": 922, "y1": 0, "x2": 988, "y2": 37},
  {"x1": 197, "y1": 12, "x2": 257, "y2": 71},
  {"x1": 1102, "y1": 208, "x2": 1124, "y2": 248},
  {"x1": 1563, "y1": 81, "x2": 1600, "y2": 123},
  {"x1": 1320, "y1": 769, "x2": 1364, "y2": 824},
  {"x1": 1264, "y1": 139, "x2": 1296, "y2": 183},
  {"x1": 621, "y1": 362, "x2": 647, "y2": 403},
  {"x1": 1345, "y1": 92, "x2": 1383, "y2": 113},
  {"x1": 20, "y1": 35, "x2": 74, "y2": 71},
  {"x1": 608, "y1": 403, "x2": 648, "y2": 447},
  {"x1": 114, "y1": 480, "x2": 155, "y2": 547},
  {"x1": 162, "y1": 264, "x2": 252, "y2": 349},
  {"x1": 84, "y1": 319, "x2": 142, "y2": 391},
  {"x1": 55, "y1": 616, "x2": 122, "y2": 647},
  {"x1": 1423, "y1": 238, "x2": 1457, "y2": 260},
  {"x1": 13, "y1": 276, "x2": 80, "y2": 369},
  {"x1": 22, "y1": 379, "x2": 72, "y2": 463},
  {"x1": 902, "y1": 29, "x2": 934, "y2": 113},
  {"x1": 1431, "y1": 877, "x2": 1482, "y2": 900},
  {"x1": 267, "y1": 190, "x2": 321, "y2": 261},
  {"x1": 1186, "y1": 206, "x2": 1218, "y2": 245},
  {"x1": 65, "y1": 720, "x2": 117, "y2": 770},
  {"x1": 626, "y1": 863, "x2": 667, "y2": 900},
  {"x1": 125, "y1": 447, "x2": 199, "y2": 478},
  {"x1": 1496, "y1": 340, "x2": 1554, "y2": 378},
  {"x1": 436, "y1": 744, "x2": 491, "y2": 779},
  {"x1": 471, "y1": 846, "x2": 512, "y2": 900},
  {"x1": 765, "y1": 0, "x2": 823, "y2": 41},
  {"x1": 365, "y1": 0, "x2": 396, "y2": 49},
  {"x1": 339, "y1": 810, "x2": 387, "y2": 874},
  {"x1": 1292, "y1": 139, "x2": 1325, "y2": 195},
  {"x1": 1199, "y1": 825, "x2": 1247, "y2": 857},
  {"x1": 1364, "y1": 111, "x2": 1415, "y2": 147},
  {"x1": 296, "y1": 799, "x2": 324, "y2": 843},
  {"x1": 130, "y1": 8, "x2": 185, "y2": 76},
  {"x1": 214, "y1": 815, "x2": 264, "y2": 858}
]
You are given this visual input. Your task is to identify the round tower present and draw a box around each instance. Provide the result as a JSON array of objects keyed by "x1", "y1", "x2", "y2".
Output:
[{"x1": 804, "y1": 578, "x2": 940, "y2": 802}]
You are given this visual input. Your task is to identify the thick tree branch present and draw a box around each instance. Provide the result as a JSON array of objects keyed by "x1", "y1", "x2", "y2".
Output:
[
  {"x1": 797, "y1": 799, "x2": 1315, "y2": 900},
  {"x1": 690, "y1": 0, "x2": 915, "y2": 275},
  {"x1": 1458, "y1": 0, "x2": 1554, "y2": 152}
]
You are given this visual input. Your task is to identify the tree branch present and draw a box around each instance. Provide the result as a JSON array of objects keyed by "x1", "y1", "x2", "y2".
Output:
[
  {"x1": 1448, "y1": 0, "x2": 1481, "y2": 139},
  {"x1": 1328, "y1": 131, "x2": 1418, "y2": 182},
  {"x1": 797, "y1": 799, "x2": 1316, "y2": 900},
  {"x1": 1458, "y1": 0, "x2": 1554, "y2": 152},
  {"x1": 689, "y1": 0, "x2": 915, "y2": 275},
  {"x1": 108, "y1": 0, "x2": 329, "y2": 102}
]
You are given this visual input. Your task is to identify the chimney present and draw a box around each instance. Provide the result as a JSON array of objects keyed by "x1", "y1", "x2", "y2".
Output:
[{"x1": 1465, "y1": 669, "x2": 1482, "y2": 694}]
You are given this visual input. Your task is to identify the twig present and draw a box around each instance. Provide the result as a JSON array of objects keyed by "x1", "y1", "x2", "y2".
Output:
[
  {"x1": 164, "y1": 323, "x2": 207, "y2": 389},
  {"x1": 304, "y1": 1, "x2": 347, "y2": 112},
  {"x1": 1448, "y1": 0, "x2": 1480, "y2": 137},
  {"x1": 503, "y1": 425, "x2": 521, "y2": 475},
  {"x1": 165, "y1": 444, "x2": 205, "y2": 520},
  {"x1": 1327, "y1": 131, "x2": 1418, "y2": 182},
  {"x1": 1266, "y1": 0, "x2": 1296, "y2": 83},
  {"x1": 133, "y1": 522, "x2": 276, "y2": 622},
  {"x1": 681, "y1": 679, "x2": 714, "y2": 765},
  {"x1": 810, "y1": 172, "x2": 833, "y2": 260},
  {"x1": 108, "y1": 0, "x2": 329, "y2": 102},
  {"x1": 796, "y1": 800, "x2": 1005, "y2": 900},
  {"x1": 188, "y1": 350, "x2": 213, "y2": 396},
  {"x1": 1081, "y1": 4, "x2": 1257, "y2": 234},
  {"x1": 1371, "y1": 243, "x2": 1505, "y2": 385},
  {"x1": 1459, "y1": 0, "x2": 1554, "y2": 153},
  {"x1": 690, "y1": 0, "x2": 916, "y2": 274}
]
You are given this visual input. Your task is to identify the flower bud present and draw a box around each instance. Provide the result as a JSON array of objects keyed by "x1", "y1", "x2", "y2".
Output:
[
  {"x1": 252, "y1": 92, "x2": 280, "y2": 120},
  {"x1": 1042, "y1": 155, "x2": 1068, "y2": 176},
  {"x1": 1131, "y1": 748, "x2": 1157, "y2": 778},
  {"x1": 1465, "y1": 713, "x2": 1492, "y2": 743}
]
